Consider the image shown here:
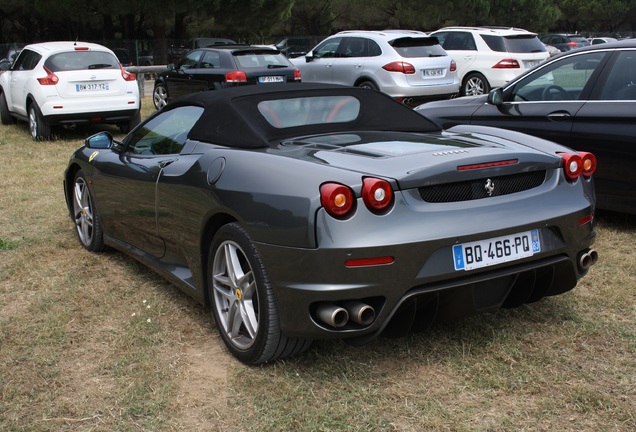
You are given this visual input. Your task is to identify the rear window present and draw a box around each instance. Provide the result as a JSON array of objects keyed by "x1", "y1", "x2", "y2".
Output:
[
  {"x1": 44, "y1": 51, "x2": 119, "y2": 72},
  {"x1": 481, "y1": 34, "x2": 547, "y2": 53},
  {"x1": 258, "y1": 96, "x2": 360, "y2": 128},
  {"x1": 233, "y1": 51, "x2": 293, "y2": 69},
  {"x1": 390, "y1": 37, "x2": 447, "y2": 58}
]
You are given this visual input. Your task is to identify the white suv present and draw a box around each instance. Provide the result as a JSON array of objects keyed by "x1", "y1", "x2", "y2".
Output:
[
  {"x1": 0, "y1": 41, "x2": 141, "y2": 140},
  {"x1": 291, "y1": 30, "x2": 459, "y2": 105},
  {"x1": 429, "y1": 27, "x2": 550, "y2": 96}
]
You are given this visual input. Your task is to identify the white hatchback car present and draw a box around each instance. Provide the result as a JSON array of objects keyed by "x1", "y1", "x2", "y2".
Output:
[
  {"x1": 291, "y1": 30, "x2": 459, "y2": 105},
  {"x1": 429, "y1": 27, "x2": 550, "y2": 96},
  {"x1": 0, "y1": 41, "x2": 140, "y2": 140}
]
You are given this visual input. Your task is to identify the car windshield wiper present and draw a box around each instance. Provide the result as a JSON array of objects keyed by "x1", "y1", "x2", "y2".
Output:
[{"x1": 88, "y1": 63, "x2": 114, "y2": 69}]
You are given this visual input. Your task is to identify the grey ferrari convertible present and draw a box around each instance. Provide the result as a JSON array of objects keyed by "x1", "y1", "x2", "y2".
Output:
[{"x1": 64, "y1": 83, "x2": 598, "y2": 364}]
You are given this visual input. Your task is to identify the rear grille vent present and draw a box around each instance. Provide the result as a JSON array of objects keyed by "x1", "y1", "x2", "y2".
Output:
[{"x1": 418, "y1": 170, "x2": 546, "y2": 203}]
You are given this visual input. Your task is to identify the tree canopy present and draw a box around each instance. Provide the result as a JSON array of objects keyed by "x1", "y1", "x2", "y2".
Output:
[{"x1": 0, "y1": 0, "x2": 634, "y2": 59}]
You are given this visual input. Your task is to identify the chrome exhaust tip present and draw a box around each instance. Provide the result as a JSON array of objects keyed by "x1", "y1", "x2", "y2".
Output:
[
  {"x1": 316, "y1": 304, "x2": 349, "y2": 328},
  {"x1": 344, "y1": 301, "x2": 376, "y2": 326}
]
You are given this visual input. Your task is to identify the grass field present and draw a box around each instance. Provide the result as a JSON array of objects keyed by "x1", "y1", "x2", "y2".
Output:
[{"x1": 0, "y1": 97, "x2": 635, "y2": 431}]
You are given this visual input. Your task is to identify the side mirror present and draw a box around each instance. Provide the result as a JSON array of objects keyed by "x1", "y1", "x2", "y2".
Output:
[
  {"x1": 0, "y1": 59, "x2": 11, "y2": 71},
  {"x1": 305, "y1": 53, "x2": 314, "y2": 63},
  {"x1": 85, "y1": 131, "x2": 113, "y2": 149},
  {"x1": 487, "y1": 88, "x2": 504, "y2": 106},
  {"x1": 167, "y1": 63, "x2": 176, "y2": 71}
]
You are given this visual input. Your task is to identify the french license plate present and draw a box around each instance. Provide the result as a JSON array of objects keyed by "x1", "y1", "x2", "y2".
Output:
[
  {"x1": 76, "y1": 83, "x2": 109, "y2": 92},
  {"x1": 424, "y1": 68, "x2": 444, "y2": 77},
  {"x1": 453, "y1": 229, "x2": 540, "y2": 271},
  {"x1": 258, "y1": 76, "x2": 284, "y2": 83},
  {"x1": 524, "y1": 60, "x2": 541, "y2": 69}
]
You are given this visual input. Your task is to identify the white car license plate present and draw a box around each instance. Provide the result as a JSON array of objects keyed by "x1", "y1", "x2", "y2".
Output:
[
  {"x1": 76, "y1": 83, "x2": 109, "y2": 92},
  {"x1": 524, "y1": 60, "x2": 541, "y2": 69},
  {"x1": 258, "y1": 76, "x2": 284, "y2": 83},
  {"x1": 424, "y1": 68, "x2": 444, "y2": 77},
  {"x1": 453, "y1": 229, "x2": 540, "y2": 271}
]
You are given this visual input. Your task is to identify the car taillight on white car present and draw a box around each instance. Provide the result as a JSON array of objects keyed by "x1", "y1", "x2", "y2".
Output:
[{"x1": 37, "y1": 67, "x2": 59, "y2": 85}]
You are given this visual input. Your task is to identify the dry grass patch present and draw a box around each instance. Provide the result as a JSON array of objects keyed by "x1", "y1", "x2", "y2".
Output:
[{"x1": 1, "y1": 97, "x2": 635, "y2": 431}]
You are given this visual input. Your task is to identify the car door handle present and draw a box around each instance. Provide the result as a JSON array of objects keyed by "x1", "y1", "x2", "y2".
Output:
[
  {"x1": 546, "y1": 112, "x2": 572, "y2": 121},
  {"x1": 159, "y1": 159, "x2": 177, "y2": 168}
]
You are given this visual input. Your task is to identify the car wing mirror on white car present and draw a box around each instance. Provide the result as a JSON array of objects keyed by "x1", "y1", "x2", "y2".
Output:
[
  {"x1": 305, "y1": 53, "x2": 314, "y2": 63},
  {"x1": 487, "y1": 88, "x2": 504, "y2": 106}
]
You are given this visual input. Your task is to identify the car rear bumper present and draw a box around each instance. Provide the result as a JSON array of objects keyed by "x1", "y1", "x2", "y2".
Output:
[
  {"x1": 256, "y1": 178, "x2": 596, "y2": 341},
  {"x1": 42, "y1": 107, "x2": 140, "y2": 125}
]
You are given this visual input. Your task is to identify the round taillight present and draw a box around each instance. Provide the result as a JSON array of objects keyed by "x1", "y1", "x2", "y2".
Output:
[
  {"x1": 362, "y1": 177, "x2": 393, "y2": 212},
  {"x1": 579, "y1": 152, "x2": 597, "y2": 178},
  {"x1": 561, "y1": 153, "x2": 583, "y2": 181},
  {"x1": 320, "y1": 183, "x2": 354, "y2": 218}
]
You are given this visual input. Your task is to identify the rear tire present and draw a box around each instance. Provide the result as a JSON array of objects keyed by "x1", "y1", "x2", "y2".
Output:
[
  {"x1": 29, "y1": 102, "x2": 51, "y2": 141},
  {"x1": 153, "y1": 83, "x2": 168, "y2": 109},
  {"x1": 0, "y1": 92, "x2": 15, "y2": 125},
  {"x1": 208, "y1": 223, "x2": 311, "y2": 364},
  {"x1": 358, "y1": 80, "x2": 378, "y2": 91},
  {"x1": 462, "y1": 73, "x2": 490, "y2": 96},
  {"x1": 119, "y1": 111, "x2": 141, "y2": 134}
]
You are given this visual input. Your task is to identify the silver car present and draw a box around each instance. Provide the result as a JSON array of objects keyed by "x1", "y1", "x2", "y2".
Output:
[{"x1": 291, "y1": 30, "x2": 459, "y2": 105}]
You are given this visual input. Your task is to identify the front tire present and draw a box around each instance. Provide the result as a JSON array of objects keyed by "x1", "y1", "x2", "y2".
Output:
[
  {"x1": 0, "y1": 92, "x2": 15, "y2": 125},
  {"x1": 208, "y1": 223, "x2": 311, "y2": 364},
  {"x1": 29, "y1": 102, "x2": 51, "y2": 141},
  {"x1": 462, "y1": 73, "x2": 490, "y2": 96},
  {"x1": 72, "y1": 170, "x2": 105, "y2": 252},
  {"x1": 153, "y1": 83, "x2": 168, "y2": 109}
]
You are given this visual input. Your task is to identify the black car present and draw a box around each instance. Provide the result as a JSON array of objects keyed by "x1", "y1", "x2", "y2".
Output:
[
  {"x1": 153, "y1": 45, "x2": 301, "y2": 109},
  {"x1": 540, "y1": 34, "x2": 590, "y2": 52},
  {"x1": 415, "y1": 39, "x2": 636, "y2": 215},
  {"x1": 65, "y1": 83, "x2": 598, "y2": 364}
]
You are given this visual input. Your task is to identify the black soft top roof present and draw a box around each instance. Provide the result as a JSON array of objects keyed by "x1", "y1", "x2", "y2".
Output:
[{"x1": 163, "y1": 83, "x2": 441, "y2": 149}]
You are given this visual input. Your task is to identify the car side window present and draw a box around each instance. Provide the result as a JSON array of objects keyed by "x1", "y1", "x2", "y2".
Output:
[
  {"x1": 313, "y1": 38, "x2": 342, "y2": 59},
  {"x1": 178, "y1": 50, "x2": 202, "y2": 70},
  {"x1": 12, "y1": 49, "x2": 41, "y2": 71},
  {"x1": 201, "y1": 51, "x2": 221, "y2": 68},
  {"x1": 600, "y1": 51, "x2": 636, "y2": 100},
  {"x1": 125, "y1": 106, "x2": 204, "y2": 155},
  {"x1": 442, "y1": 32, "x2": 476, "y2": 51},
  {"x1": 340, "y1": 38, "x2": 368, "y2": 58},
  {"x1": 510, "y1": 52, "x2": 606, "y2": 102}
]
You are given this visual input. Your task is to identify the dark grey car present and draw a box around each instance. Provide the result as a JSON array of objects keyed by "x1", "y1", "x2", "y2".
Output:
[{"x1": 64, "y1": 84, "x2": 598, "y2": 364}]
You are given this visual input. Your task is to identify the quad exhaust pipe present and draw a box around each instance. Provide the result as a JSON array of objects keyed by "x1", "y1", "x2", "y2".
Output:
[
  {"x1": 316, "y1": 301, "x2": 376, "y2": 328},
  {"x1": 578, "y1": 248, "x2": 599, "y2": 272}
]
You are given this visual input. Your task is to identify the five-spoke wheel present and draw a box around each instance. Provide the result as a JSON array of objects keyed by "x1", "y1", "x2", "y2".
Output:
[
  {"x1": 72, "y1": 171, "x2": 105, "y2": 252},
  {"x1": 462, "y1": 73, "x2": 490, "y2": 96},
  {"x1": 153, "y1": 84, "x2": 168, "y2": 109},
  {"x1": 208, "y1": 223, "x2": 311, "y2": 364}
]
